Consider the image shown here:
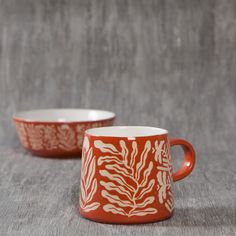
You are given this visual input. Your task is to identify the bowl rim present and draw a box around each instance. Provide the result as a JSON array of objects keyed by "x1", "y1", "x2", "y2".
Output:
[{"x1": 13, "y1": 108, "x2": 116, "y2": 124}]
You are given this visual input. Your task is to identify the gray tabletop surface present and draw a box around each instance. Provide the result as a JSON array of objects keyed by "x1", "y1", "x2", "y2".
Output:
[{"x1": 0, "y1": 0, "x2": 236, "y2": 235}]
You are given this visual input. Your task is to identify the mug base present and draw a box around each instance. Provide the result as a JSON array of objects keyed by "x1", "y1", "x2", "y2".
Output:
[{"x1": 80, "y1": 211, "x2": 174, "y2": 225}]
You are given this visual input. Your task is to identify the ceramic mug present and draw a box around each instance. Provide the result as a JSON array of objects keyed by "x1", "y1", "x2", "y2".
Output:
[{"x1": 79, "y1": 126, "x2": 195, "y2": 224}]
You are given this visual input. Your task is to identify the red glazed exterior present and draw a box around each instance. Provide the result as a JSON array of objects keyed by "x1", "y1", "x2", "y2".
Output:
[
  {"x1": 79, "y1": 132, "x2": 195, "y2": 224},
  {"x1": 13, "y1": 118, "x2": 114, "y2": 157}
]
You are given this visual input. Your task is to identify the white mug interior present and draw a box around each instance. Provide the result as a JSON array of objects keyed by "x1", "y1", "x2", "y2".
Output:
[{"x1": 86, "y1": 126, "x2": 168, "y2": 138}]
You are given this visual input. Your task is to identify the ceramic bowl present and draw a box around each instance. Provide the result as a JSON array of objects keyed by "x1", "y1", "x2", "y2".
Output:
[{"x1": 13, "y1": 109, "x2": 115, "y2": 157}]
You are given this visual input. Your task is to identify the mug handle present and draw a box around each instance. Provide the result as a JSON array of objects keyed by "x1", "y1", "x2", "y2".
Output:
[{"x1": 170, "y1": 139, "x2": 196, "y2": 182}]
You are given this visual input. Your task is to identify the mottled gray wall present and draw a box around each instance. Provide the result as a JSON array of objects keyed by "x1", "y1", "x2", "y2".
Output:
[{"x1": 0, "y1": 0, "x2": 236, "y2": 154}]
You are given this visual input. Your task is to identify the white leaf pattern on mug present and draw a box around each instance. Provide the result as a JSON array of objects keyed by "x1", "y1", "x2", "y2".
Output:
[
  {"x1": 155, "y1": 139, "x2": 174, "y2": 212},
  {"x1": 95, "y1": 140, "x2": 158, "y2": 217},
  {"x1": 80, "y1": 144, "x2": 100, "y2": 212},
  {"x1": 164, "y1": 192, "x2": 174, "y2": 212}
]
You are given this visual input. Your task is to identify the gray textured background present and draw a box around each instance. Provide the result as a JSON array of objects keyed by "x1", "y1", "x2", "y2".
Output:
[{"x1": 0, "y1": 0, "x2": 235, "y2": 235}]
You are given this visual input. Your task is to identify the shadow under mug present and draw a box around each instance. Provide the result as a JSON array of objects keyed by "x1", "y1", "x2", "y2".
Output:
[{"x1": 79, "y1": 126, "x2": 196, "y2": 224}]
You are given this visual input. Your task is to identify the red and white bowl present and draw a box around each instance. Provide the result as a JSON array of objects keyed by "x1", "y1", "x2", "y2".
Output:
[{"x1": 13, "y1": 109, "x2": 115, "y2": 157}]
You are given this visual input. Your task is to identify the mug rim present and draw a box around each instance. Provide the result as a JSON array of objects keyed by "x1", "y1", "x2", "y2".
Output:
[{"x1": 85, "y1": 126, "x2": 168, "y2": 138}]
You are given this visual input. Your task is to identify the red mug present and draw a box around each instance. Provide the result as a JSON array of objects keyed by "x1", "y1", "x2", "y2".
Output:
[{"x1": 79, "y1": 126, "x2": 195, "y2": 224}]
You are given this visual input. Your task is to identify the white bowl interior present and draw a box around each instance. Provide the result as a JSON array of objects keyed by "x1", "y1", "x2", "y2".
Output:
[
  {"x1": 14, "y1": 109, "x2": 115, "y2": 122},
  {"x1": 86, "y1": 126, "x2": 168, "y2": 137}
]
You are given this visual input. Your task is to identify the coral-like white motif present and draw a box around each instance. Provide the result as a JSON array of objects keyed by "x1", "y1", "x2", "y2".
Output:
[
  {"x1": 15, "y1": 120, "x2": 113, "y2": 151},
  {"x1": 15, "y1": 123, "x2": 29, "y2": 148},
  {"x1": 76, "y1": 125, "x2": 87, "y2": 149},
  {"x1": 80, "y1": 139, "x2": 100, "y2": 212},
  {"x1": 154, "y1": 139, "x2": 174, "y2": 212},
  {"x1": 95, "y1": 140, "x2": 158, "y2": 217},
  {"x1": 76, "y1": 121, "x2": 113, "y2": 149},
  {"x1": 57, "y1": 125, "x2": 76, "y2": 151},
  {"x1": 43, "y1": 125, "x2": 58, "y2": 150},
  {"x1": 83, "y1": 136, "x2": 90, "y2": 153},
  {"x1": 164, "y1": 193, "x2": 174, "y2": 212},
  {"x1": 25, "y1": 125, "x2": 44, "y2": 150}
]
